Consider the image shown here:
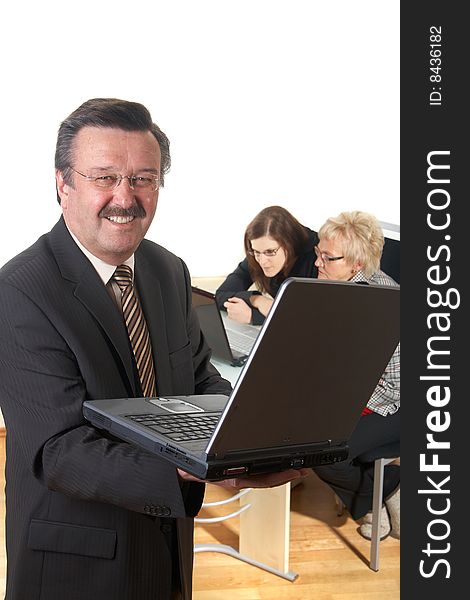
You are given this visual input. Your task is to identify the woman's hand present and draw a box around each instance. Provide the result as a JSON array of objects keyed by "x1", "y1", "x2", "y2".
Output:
[
  {"x1": 223, "y1": 297, "x2": 252, "y2": 323},
  {"x1": 249, "y1": 295, "x2": 273, "y2": 317}
]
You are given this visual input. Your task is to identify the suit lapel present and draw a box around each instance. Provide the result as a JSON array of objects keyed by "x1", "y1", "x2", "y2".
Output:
[
  {"x1": 73, "y1": 276, "x2": 138, "y2": 395},
  {"x1": 49, "y1": 218, "x2": 138, "y2": 396}
]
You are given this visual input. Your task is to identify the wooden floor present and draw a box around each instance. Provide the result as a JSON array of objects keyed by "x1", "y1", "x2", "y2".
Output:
[{"x1": 0, "y1": 432, "x2": 399, "y2": 599}]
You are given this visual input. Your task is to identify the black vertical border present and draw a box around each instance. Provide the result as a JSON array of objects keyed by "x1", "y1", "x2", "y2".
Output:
[{"x1": 401, "y1": 2, "x2": 466, "y2": 598}]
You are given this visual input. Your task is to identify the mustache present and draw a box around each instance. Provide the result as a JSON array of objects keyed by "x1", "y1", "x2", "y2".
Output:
[{"x1": 99, "y1": 205, "x2": 146, "y2": 219}]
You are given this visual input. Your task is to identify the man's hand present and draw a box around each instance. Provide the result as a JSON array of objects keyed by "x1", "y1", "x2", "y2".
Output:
[
  {"x1": 178, "y1": 468, "x2": 310, "y2": 489},
  {"x1": 216, "y1": 468, "x2": 310, "y2": 491},
  {"x1": 223, "y1": 297, "x2": 252, "y2": 324}
]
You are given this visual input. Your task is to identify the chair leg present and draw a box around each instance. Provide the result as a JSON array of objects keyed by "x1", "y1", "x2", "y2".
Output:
[
  {"x1": 370, "y1": 458, "x2": 385, "y2": 571},
  {"x1": 334, "y1": 494, "x2": 345, "y2": 516}
]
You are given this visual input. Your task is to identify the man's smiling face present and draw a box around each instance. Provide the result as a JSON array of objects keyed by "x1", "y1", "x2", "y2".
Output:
[{"x1": 56, "y1": 126, "x2": 161, "y2": 265}]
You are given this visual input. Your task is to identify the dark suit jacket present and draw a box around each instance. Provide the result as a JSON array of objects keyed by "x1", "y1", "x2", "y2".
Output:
[{"x1": 0, "y1": 217, "x2": 231, "y2": 600}]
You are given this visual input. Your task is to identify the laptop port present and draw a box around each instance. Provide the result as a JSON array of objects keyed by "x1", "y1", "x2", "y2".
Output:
[{"x1": 223, "y1": 466, "x2": 248, "y2": 476}]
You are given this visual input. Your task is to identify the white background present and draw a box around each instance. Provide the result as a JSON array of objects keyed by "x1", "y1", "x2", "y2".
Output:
[{"x1": 0, "y1": 0, "x2": 399, "y2": 277}]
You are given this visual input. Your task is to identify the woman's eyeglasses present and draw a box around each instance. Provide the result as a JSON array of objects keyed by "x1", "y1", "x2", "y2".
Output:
[
  {"x1": 248, "y1": 247, "x2": 280, "y2": 259},
  {"x1": 314, "y1": 246, "x2": 344, "y2": 263}
]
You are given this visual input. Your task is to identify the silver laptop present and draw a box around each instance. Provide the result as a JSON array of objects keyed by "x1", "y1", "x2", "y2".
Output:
[
  {"x1": 83, "y1": 277, "x2": 400, "y2": 481},
  {"x1": 191, "y1": 286, "x2": 259, "y2": 366}
]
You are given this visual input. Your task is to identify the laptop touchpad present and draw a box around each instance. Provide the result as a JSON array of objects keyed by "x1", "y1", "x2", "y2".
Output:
[{"x1": 148, "y1": 397, "x2": 205, "y2": 413}]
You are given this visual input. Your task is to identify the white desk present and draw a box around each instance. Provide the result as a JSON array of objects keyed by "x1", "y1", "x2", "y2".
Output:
[{"x1": 194, "y1": 359, "x2": 297, "y2": 581}]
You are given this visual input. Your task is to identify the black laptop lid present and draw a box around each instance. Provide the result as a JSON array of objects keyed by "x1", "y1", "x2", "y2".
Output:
[
  {"x1": 191, "y1": 287, "x2": 234, "y2": 363},
  {"x1": 208, "y1": 277, "x2": 400, "y2": 456}
]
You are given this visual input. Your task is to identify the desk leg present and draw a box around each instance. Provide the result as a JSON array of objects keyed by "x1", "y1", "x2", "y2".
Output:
[
  {"x1": 239, "y1": 483, "x2": 297, "y2": 580},
  {"x1": 195, "y1": 483, "x2": 297, "y2": 581}
]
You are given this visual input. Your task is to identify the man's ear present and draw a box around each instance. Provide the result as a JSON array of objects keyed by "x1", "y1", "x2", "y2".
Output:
[{"x1": 55, "y1": 170, "x2": 69, "y2": 207}]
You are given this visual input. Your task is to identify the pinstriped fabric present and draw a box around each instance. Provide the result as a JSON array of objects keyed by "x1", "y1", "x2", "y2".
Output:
[{"x1": 112, "y1": 265, "x2": 156, "y2": 398}]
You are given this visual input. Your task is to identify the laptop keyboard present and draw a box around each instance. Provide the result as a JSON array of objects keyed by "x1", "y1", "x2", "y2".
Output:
[
  {"x1": 227, "y1": 330, "x2": 255, "y2": 354},
  {"x1": 127, "y1": 413, "x2": 220, "y2": 442}
]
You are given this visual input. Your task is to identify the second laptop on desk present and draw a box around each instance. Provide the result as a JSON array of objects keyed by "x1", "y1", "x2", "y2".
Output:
[{"x1": 191, "y1": 286, "x2": 260, "y2": 366}]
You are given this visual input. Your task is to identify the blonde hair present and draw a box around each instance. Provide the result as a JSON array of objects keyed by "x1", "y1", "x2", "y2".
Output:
[{"x1": 318, "y1": 211, "x2": 384, "y2": 278}]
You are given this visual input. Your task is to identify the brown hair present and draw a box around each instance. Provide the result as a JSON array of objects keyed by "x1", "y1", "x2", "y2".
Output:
[{"x1": 244, "y1": 206, "x2": 309, "y2": 294}]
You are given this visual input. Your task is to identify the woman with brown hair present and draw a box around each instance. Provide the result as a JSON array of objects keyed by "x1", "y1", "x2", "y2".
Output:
[{"x1": 215, "y1": 206, "x2": 318, "y2": 325}]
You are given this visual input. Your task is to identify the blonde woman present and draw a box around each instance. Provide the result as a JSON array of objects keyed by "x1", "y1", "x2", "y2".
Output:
[{"x1": 312, "y1": 211, "x2": 400, "y2": 540}]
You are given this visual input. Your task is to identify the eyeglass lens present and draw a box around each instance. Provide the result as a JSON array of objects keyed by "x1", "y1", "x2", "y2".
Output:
[{"x1": 251, "y1": 248, "x2": 279, "y2": 258}]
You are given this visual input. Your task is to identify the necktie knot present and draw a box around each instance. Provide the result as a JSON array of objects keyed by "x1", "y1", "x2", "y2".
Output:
[{"x1": 113, "y1": 265, "x2": 133, "y2": 292}]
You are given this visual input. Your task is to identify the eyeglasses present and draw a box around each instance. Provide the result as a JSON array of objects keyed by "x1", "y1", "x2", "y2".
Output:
[
  {"x1": 248, "y1": 247, "x2": 281, "y2": 259},
  {"x1": 314, "y1": 246, "x2": 344, "y2": 263},
  {"x1": 71, "y1": 168, "x2": 160, "y2": 191}
]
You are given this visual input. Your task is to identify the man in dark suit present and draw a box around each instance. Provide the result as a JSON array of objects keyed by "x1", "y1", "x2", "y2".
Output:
[{"x1": 0, "y1": 98, "x2": 304, "y2": 600}]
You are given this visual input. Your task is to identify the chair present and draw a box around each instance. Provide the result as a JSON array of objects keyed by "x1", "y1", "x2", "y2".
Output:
[
  {"x1": 380, "y1": 232, "x2": 400, "y2": 283},
  {"x1": 335, "y1": 442, "x2": 399, "y2": 571},
  {"x1": 356, "y1": 442, "x2": 400, "y2": 571}
]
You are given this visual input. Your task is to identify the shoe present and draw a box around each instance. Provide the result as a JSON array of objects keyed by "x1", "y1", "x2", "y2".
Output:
[
  {"x1": 385, "y1": 486, "x2": 400, "y2": 539},
  {"x1": 358, "y1": 505, "x2": 390, "y2": 540}
]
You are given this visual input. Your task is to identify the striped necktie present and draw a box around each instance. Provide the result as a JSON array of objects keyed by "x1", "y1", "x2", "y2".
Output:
[{"x1": 112, "y1": 265, "x2": 157, "y2": 398}]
